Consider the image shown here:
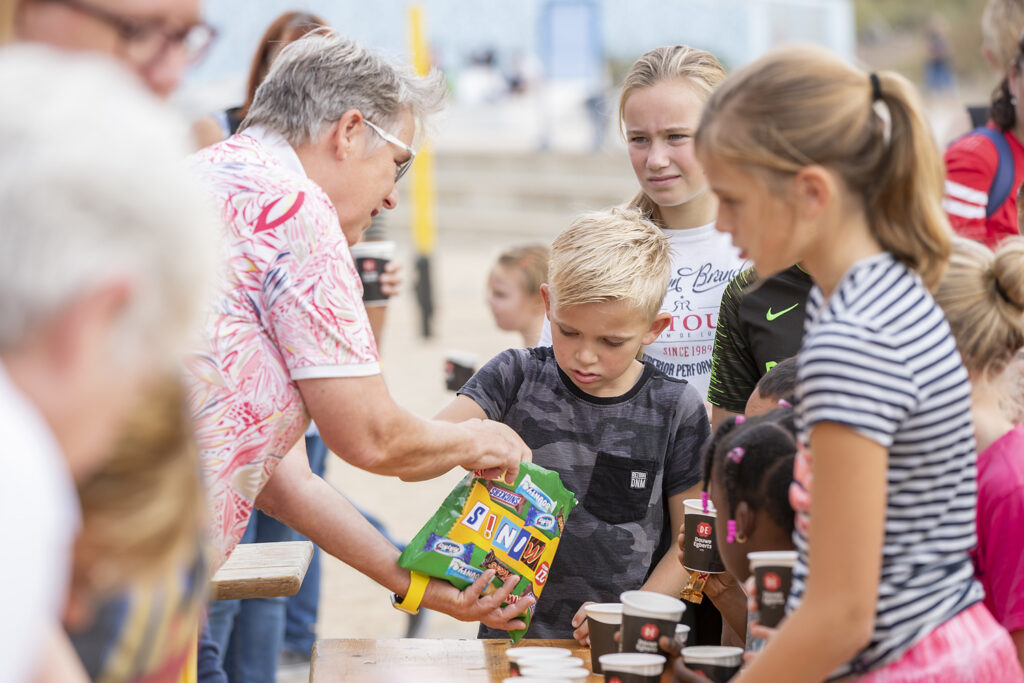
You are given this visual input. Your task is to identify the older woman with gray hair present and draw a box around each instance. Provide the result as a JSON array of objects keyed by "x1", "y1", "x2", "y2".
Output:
[{"x1": 186, "y1": 30, "x2": 533, "y2": 666}]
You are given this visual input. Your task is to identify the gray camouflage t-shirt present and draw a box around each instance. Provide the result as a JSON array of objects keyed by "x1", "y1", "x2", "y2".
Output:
[{"x1": 462, "y1": 347, "x2": 709, "y2": 638}]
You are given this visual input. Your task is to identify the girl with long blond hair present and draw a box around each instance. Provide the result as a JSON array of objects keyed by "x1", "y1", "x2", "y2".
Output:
[{"x1": 682, "y1": 45, "x2": 1022, "y2": 681}]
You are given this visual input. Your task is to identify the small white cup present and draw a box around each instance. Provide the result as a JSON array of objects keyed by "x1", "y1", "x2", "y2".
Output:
[{"x1": 598, "y1": 652, "x2": 666, "y2": 680}]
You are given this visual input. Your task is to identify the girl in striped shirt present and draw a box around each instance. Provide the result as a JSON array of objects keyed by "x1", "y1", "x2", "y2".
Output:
[{"x1": 689, "y1": 45, "x2": 1022, "y2": 682}]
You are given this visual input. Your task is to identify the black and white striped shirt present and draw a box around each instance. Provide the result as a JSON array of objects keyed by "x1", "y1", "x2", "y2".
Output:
[{"x1": 791, "y1": 252, "x2": 983, "y2": 679}]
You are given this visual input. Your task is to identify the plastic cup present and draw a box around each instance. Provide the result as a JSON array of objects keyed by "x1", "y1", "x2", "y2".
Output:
[
  {"x1": 584, "y1": 602, "x2": 622, "y2": 674},
  {"x1": 505, "y1": 646, "x2": 571, "y2": 675},
  {"x1": 598, "y1": 653, "x2": 666, "y2": 682},
  {"x1": 445, "y1": 350, "x2": 478, "y2": 391},
  {"x1": 619, "y1": 590, "x2": 685, "y2": 661},
  {"x1": 682, "y1": 499, "x2": 726, "y2": 573},
  {"x1": 349, "y1": 240, "x2": 395, "y2": 306},
  {"x1": 747, "y1": 550, "x2": 798, "y2": 628},
  {"x1": 518, "y1": 656, "x2": 584, "y2": 670},
  {"x1": 681, "y1": 646, "x2": 744, "y2": 683}
]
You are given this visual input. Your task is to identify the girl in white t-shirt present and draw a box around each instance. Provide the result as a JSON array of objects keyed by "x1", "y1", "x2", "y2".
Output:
[{"x1": 541, "y1": 46, "x2": 746, "y2": 399}]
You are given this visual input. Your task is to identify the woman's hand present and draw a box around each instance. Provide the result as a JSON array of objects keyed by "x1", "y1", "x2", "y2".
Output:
[
  {"x1": 427, "y1": 569, "x2": 534, "y2": 631},
  {"x1": 380, "y1": 259, "x2": 402, "y2": 298},
  {"x1": 571, "y1": 602, "x2": 595, "y2": 645}
]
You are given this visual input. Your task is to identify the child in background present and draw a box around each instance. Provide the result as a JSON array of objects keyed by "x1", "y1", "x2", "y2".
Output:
[
  {"x1": 437, "y1": 207, "x2": 710, "y2": 639},
  {"x1": 743, "y1": 356, "x2": 797, "y2": 418},
  {"x1": 487, "y1": 244, "x2": 549, "y2": 348},
  {"x1": 691, "y1": 409, "x2": 797, "y2": 649},
  {"x1": 538, "y1": 45, "x2": 747, "y2": 398},
  {"x1": 695, "y1": 46, "x2": 1020, "y2": 680},
  {"x1": 935, "y1": 236, "x2": 1024, "y2": 666}
]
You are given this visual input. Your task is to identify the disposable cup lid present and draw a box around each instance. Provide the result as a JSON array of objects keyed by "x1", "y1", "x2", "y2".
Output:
[
  {"x1": 598, "y1": 652, "x2": 666, "y2": 675},
  {"x1": 502, "y1": 678, "x2": 571, "y2": 683},
  {"x1": 747, "y1": 550, "x2": 798, "y2": 569},
  {"x1": 518, "y1": 656, "x2": 584, "y2": 669},
  {"x1": 620, "y1": 590, "x2": 685, "y2": 619},
  {"x1": 681, "y1": 646, "x2": 744, "y2": 666},
  {"x1": 349, "y1": 239, "x2": 395, "y2": 258},
  {"x1": 505, "y1": 647, "x2": 571, "y2": 662},
  {"x1": 584, "y1": 602, "x2": 623, "y2": 624},
  {"x1": 446, "y1": 350, "x2": 480, "y2": 365},
  {"x1": 683, "y1": 498, "x2": 716, "y2": 515},
  {"x1": 675, "y1": 623, "x2": 691, "y2": 635},
  {"x1": 519, "y1": 666, "x2": 590, "y2": 680}
]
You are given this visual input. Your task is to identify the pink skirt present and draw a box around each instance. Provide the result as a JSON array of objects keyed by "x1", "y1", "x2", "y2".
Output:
[{"x1": 854, "y1": 603, "x2": 1022, "y2": 682}]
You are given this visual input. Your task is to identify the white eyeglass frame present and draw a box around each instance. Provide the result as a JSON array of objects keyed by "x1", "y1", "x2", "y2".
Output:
[{"x1": 363, "y1": 118, "x2": 416, "y2": 181}]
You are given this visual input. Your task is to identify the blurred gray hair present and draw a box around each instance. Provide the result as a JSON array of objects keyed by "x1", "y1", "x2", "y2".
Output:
[
  {"x1": 242, "y1": 31, "x2": 447, "y2": 147},
  {"x1": 0, "y1": 46, "x2": 218, "y2": 366}
]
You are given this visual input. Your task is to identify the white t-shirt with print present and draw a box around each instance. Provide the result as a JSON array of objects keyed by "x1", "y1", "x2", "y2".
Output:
[{"x1": 643, "y1": 222, "x2": 746, "y2": 398}]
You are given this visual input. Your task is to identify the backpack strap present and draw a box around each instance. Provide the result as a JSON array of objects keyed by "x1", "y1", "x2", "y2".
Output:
[{"x1": 967, "y1": 127, "x2": 1015, "y2": 218}]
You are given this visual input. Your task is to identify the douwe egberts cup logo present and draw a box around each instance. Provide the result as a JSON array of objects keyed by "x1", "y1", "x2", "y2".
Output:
[
  {"x1": 696, "y1": 521, "x2": 713, "y2": 538},
  {"x1": 763, "y1": 571, "x2": 782, "y2": 592},
  {"x1": 641, "y1": 623, "x2": 659, "y2": 640}
]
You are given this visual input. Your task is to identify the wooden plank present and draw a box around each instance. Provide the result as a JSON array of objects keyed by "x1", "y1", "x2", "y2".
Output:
[
  {"x1": 310, "y1": 639, "x2": 604, "y2": 682},
  {"x1": 210, "y1": 541, "x2": 313, "y2": 601}
]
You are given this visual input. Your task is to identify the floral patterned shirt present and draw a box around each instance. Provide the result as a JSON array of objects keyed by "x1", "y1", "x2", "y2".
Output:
[{"x1": 185, "y1": 127, "x2": 379, "y2": 567}]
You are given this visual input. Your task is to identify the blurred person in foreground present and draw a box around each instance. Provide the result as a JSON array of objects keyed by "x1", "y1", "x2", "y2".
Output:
[
  {"x1": 0, "y1": 44, "x2": 217, "y2": 682},
  {"x1": 185, "y1": 31, "x2": 533, "y2": 680},
  {"x1": 12, "y1": 0, "x2": 213, "y2": 98}
]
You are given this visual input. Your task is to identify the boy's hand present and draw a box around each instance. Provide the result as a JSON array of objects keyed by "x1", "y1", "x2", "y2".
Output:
[{"x1": 570, "y1": 602, "x2": 595, "y2": 645}]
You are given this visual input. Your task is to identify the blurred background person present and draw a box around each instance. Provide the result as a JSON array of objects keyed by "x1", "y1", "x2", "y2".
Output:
[
  {"x1": 935, "y1": 236, "x2": 1024, "y2": 667},
  {"x1": 0, "y1": 44, "x2": 216, "y2": 682},
  {"x1": 191, "y1": 9, "x2": 325, "y2": 147},
  {"x1": 486, "y1": 244, "x2": 549, "y2": 348}
]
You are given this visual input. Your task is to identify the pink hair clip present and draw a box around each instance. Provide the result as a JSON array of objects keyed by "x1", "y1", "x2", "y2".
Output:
[
  {"x1": 778, "y1": 399, "x2": 792, "y2": 408},
  {"x1": 727, "y1": 519, "x2": 738, "y2": 543},
  {"x1": 727, "y1": 447, "x2": 745, "y2": 464},
  {"x1": 701, "y1": 491, "x2": 710, "y2": 513},
  {"x1": 735, "y1": 415, "x2": 746, "y2": 425}
]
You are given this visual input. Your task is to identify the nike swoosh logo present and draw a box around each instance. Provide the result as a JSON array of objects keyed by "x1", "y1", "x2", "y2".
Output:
[{"x1": 766, "y1": 303, "x2": 799, "y2": 321}]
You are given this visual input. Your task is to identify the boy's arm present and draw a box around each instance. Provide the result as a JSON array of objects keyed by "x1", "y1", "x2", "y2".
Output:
[
  {"x1": 641, "y1": 488, "x2": 701, "y2": 595},
  {"x1": 435, "y1": 394, "x2": 489, "y2": 422}
]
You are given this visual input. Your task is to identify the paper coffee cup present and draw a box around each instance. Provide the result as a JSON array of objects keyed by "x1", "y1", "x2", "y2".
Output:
[
  {"x1": 598, "y1": 653, "x2": 666, "y2": 683},
  {"x1": 349, "y1": 240, "x2": 395, "y2": 306},
  {"x1": 682, "y1": 646, "x2": 743, "y2": 683},
  {"x1": 519, "y1": 666, "x2": 589, "y2": 681},
  {"x1": 445, "y1": 350, "x2": 478, "y2": 392},
  {"x1": 747, "y1": 550, "x2": 797, "y2": 628},
  {"x1": 682, "y1": 499, "x2": 726, "y2": 574},
  {"x1": 619, "y1": 590, "x2": 684, "y2": 661},
  {"x1": 505, "y1": 647, "x2": 570, "y2": 674},
  {"x1": 672, "y1": 623, "x2": 692, "y2": 650},
  {"x1": 584, "y1": 602, "x2": 622, "y2": 674}
]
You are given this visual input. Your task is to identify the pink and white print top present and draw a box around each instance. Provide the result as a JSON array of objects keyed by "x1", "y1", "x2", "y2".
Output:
[{"x1": 185, "y1": 127, "x2": 379, "y2": 568}]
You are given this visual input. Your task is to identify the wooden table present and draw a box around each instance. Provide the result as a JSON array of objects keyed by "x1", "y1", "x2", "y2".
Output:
[
  {"x1": 209, "y1": 540, "x2": 314, "y2": 601},
  {"x1": 311, "y1": 638, "x2": 674, "y2": 682}
]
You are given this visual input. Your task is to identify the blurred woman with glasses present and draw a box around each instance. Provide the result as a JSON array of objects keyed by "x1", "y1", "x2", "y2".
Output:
[{"x1": 13, "y1": 0, "x2": 215, "y2": 97}]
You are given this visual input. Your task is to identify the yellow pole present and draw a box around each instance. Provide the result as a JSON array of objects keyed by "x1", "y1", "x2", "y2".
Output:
[{"x1": 408, "y1": 3, "x2": 435, "y2": 255}]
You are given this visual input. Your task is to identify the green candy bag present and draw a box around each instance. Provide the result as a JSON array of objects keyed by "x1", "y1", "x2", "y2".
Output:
[{"x1": 398, "y1": 462, "x2": 578, "y2": 641}]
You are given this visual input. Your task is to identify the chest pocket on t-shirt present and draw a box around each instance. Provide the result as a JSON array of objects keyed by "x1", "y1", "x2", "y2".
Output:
[{"x1": 583, "y1": 452, "x2": 656, "y2": 525}]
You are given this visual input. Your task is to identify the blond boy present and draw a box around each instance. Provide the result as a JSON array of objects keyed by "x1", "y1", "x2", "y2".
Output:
[{"x1": 437, "y1": 207, "x2": 710, "y2": 638}]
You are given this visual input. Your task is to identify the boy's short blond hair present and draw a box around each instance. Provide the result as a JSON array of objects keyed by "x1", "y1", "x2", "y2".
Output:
[{"x1": 548, "y1": 207, "x2": 671, "y2": 320}]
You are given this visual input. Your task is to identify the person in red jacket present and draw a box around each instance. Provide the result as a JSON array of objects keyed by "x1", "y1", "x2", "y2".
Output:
[{"x1": 944, "y1": 25, "x2": 1024, "y2": 249}]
